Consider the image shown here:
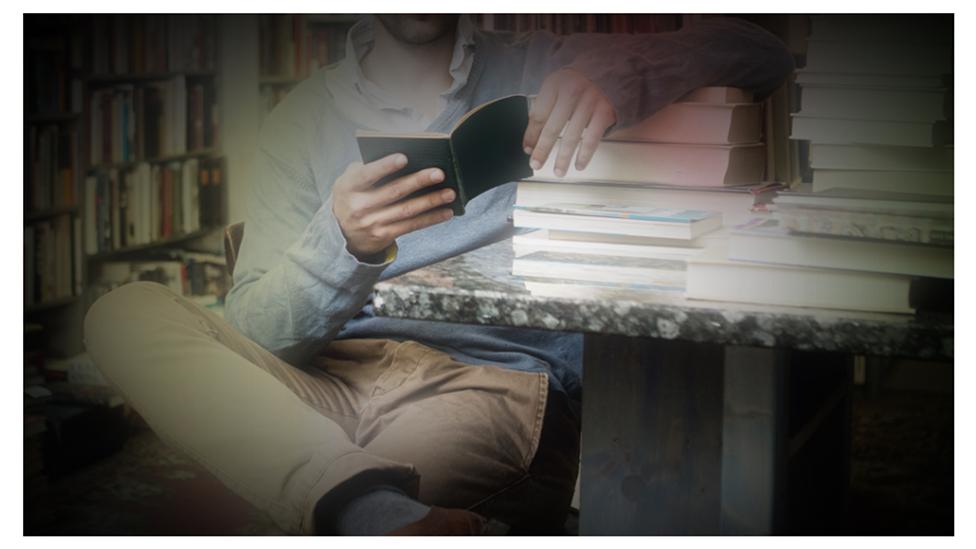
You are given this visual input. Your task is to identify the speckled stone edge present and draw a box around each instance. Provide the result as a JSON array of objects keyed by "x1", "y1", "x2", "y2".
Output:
[{"x1": 373, "y1": 282, "x2": 954, "y2": 361}]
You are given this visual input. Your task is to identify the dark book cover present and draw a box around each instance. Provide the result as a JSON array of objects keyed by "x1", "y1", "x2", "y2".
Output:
[{"x1": 356, "y1": 95, "x2": 533, "y2": 216}]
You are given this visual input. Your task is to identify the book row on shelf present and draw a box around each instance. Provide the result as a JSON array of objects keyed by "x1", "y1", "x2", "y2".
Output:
[
  {"x1": 89, "y1": 75, "x2": 219, "y2": 165},
  {"x1": 25, "y1": 214, "x2": 82, "y2": 307},
  {"x1": 25, "y1": 156, "x2": 226, "y2": 310},
  {"x1": 259, "y1": 14, "x2": 352, "y2": 80},
  {"x1": 84, "y1": 157, "x2": 226, "y2": 255},
  {"x1": 480, "y1": 14, "x2": 681, "y2": 34},
  {"x1": 91, "y1": 15, "x2": 217, "y2": 76},
  {"x1": 27, "y1": 125, "x2": 78, "y2": 214}
]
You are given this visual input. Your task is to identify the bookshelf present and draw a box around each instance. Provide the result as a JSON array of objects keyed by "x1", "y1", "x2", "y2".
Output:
[
  {"x1": 257, "y1": 14, "x2": 358, "y2": 120},
  {"x1": 25, "y1": 14, "x2": 230, "y2": 359}
]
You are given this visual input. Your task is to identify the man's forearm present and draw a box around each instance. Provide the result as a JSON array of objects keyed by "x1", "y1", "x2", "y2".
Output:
[{"x1": 520, "y1": 17, "x2": 795, "y2": 131}]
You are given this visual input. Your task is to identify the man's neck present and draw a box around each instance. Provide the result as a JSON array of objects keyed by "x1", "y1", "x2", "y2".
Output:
[{"x1": 361, "y1": 20, "x2": 457, "y2": 119}]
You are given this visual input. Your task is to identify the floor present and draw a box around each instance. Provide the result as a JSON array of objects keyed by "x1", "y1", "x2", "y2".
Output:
[{"x1": 25, "y1": 388, "x2": 951, "y2": 535}]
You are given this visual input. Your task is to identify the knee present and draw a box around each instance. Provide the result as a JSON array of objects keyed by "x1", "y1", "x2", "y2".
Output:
[{"x1": 84, "y1": 281, "x2": 180, "y2": 361}]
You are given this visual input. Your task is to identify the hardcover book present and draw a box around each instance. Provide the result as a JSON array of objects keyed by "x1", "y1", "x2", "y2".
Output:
[{"x1": 356, "y1": 94, "x2": 533, "y2": 216}]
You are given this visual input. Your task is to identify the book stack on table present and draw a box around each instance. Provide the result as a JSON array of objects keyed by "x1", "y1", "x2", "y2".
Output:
[
  {"x1": 791, "y1": 14, "x2": 953, "y2": 196},
  {"x1": 512, "y1": 87, "x2": 775, "y2": 297},
  {"x1": 684, "y1": 15, "x2": 953, "y2": 314}
]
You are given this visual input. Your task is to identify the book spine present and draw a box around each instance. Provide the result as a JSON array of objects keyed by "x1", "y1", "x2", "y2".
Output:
[{"x1": 447, "y1": 140, "x2": 467, "y2": 216}]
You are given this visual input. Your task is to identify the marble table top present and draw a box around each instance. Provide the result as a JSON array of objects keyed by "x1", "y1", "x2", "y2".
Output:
[{"x1": 373, "y1": 238, "x2": 953, "y2": 361}]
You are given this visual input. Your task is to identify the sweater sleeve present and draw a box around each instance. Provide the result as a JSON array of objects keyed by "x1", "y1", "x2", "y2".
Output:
[
  {"x1": 223, "y1": 87, "x2": 392, "y2": 367},
  {"x1": 515, "y1": 17, "x2": 795, "y2": 130}
]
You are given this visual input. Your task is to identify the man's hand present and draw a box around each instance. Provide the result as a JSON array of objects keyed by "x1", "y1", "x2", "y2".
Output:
[
  {"x1": 332, "y1": 153, "x2": 455, "y2": 261},
  {"x1": 523, "y1": 69, "x2": 617, "y2": 177}
]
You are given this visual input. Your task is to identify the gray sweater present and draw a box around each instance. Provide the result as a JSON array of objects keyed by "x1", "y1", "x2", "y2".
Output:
[{"x1": 225, "y1": 16, "x2": 794, "y2": 399}]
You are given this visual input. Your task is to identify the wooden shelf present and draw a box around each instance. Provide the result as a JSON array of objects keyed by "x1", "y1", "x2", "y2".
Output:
[
  {"x1": 88, "y1": 149, "x2": 218, "y2": 171},
  {"x1": 25, "y1": 296, "x2": 79, "y2": 315},
  {"x1": 27, "y1": 112, "x2": 81, "y2": 124},
  {"x1": 87, "y1": 227, "x2": 219, "y2": 261},
  {"x1": 26, "y1": 205, "x2": 79, "y2": 223},
  {"x1": 86, "y1": 71, "x2": 216, "y2": 86}
]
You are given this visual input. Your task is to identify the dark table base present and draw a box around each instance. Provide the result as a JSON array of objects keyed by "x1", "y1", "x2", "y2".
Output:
[{"x1": 580, "y1": 335, "x2": 853, "y2": 535}]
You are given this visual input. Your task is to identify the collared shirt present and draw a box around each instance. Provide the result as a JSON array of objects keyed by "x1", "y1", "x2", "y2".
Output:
[
  {"x1": 225, "y1": 16, "x2": 793, "y2": 400},
  {"x1": 327, "y1": 15, "x2": 477, "y2": 132}
]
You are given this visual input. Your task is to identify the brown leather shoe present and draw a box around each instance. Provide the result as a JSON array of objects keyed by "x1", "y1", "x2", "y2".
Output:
[{"x1": 387, "y1": 507, "x2": 489, "y2": 535}]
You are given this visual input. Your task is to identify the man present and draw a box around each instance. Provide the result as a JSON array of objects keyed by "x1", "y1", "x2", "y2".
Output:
[{"x1": 85, "y1": 14, "x2": 793, "y2": 535}]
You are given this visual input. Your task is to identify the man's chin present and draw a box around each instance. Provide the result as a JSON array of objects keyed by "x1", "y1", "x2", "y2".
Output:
[{"x1": 376, "y1": 14, "x2": 460, "y2": 45}]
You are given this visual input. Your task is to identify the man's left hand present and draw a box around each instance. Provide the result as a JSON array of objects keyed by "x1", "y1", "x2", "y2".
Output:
[{"x1": 522, "y1": 69, "x2": 617, "y2": 177}]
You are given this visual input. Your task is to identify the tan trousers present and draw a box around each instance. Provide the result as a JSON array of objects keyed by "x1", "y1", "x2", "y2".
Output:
[{"x1": 84, "y1": 281, "x2": 577, "y2": 534}]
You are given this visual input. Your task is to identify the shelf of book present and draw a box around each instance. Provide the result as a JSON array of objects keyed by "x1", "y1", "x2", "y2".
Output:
[
  {"x1": 258, "y1": 14, "x2": 357, "y2": 117},
  {"x1": 25, "y1": 14, "x2": 229, "y2": 361},
  {"x1": 86, "y1": 227, "x2": 220, "y2": 262}
]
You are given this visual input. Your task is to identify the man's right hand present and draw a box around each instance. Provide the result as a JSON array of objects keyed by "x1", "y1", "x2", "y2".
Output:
[{"x1": 332, "y1": 153, "x2": 456, "y2": 261}]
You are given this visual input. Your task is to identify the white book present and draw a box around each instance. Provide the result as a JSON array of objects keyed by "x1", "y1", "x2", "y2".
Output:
[
  {"x1": 730, "y1": 218, "x2": 952, "y2": 279},
  {"x1": 791, "y1": 115, "x2": 951, "y2": 148},
  {"x1": 182, "y1": 158, "x2": 199, "y2": 233},
  {"x1": 512, "y1": 251, "x2": 686, "y2": 288},
  {"x1": 606, "y1": 102, "x2": 762, "y2": 145},
  {"x1": 533, "y1": 140, "x2": 766, "y2": 187},
  {"x1": 516, "y1": 180, "x2": 776, "y2": 227},
  {"x1": 797, "y1": 85, "x2": 948, "y2": 123},
  {"x1": 773, "y1": 189, "x2": 953, "y2": 219},
  {"x1": 513, "y1": 230, "x2": 707, "y2": 260},
  {"x1": 513, "y1": 204, "x2": 722, "y2": 241},
  {"x1": 808, "y1": 143, "x2": 953, "y2": 172},
  {"x1": 522, "y1": 277, "x2": 685, "y2": 301},
  {"x1": 687, "y1": 244, "x2": 915, "y2": 314},
  {"x1": 812, "y1": 169, "x2": 953, "y2": 197},
  {"x1": 794, "y1": 70, "x2": 948, "y2": 90}
]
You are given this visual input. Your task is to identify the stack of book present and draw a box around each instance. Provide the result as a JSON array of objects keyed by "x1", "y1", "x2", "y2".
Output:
[
  {"x1": 512, "y1": 87, "x2": 773, "y2": 296},
  {"x1": 791, "y1": 14, "x2": 953, "y2": 195},
  {"x1": 83, "y1": 157, "x2": 225, "y2": 255},
  {"x1": 684, "y1": 15, "x2": 953, "y2": 314}
]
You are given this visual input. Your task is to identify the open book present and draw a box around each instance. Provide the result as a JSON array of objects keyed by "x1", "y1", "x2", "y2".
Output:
[{"x1": 356, "y1": 95, "x2": 534, "y2": 216}]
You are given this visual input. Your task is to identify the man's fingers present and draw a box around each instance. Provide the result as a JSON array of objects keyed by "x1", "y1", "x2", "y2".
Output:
[
  {"x1": 575, "y1": 102, "x2": 617, "y2": 171},
  {"x1": 386, "y1": 207, "x2": 455, "y2": 240},
  {"x1": 365, "y1": 185, "x2": 456, "y2": 227},
  {"x1": 366, "y1": 167, "x2": 445, "y2": 210},
  {"x1": 350, "y1": 153, "x2": 408, "y2": 190},
  {"x1": 552, "y1": 90, "x2": 598, "y2": 176},
  {"x1": 529, "y1": 86, "x2": 581, "y2": 171},
  {"x1": 523, "y1": 80, "x2": 557, "y2": 154}
]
